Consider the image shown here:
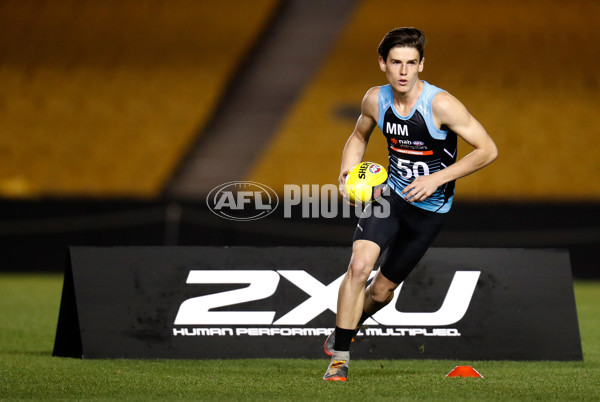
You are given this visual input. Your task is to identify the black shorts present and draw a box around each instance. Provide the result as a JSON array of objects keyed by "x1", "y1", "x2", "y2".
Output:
[{"x1": 352, "y1": 188, "x2": 447, "y2": 284}]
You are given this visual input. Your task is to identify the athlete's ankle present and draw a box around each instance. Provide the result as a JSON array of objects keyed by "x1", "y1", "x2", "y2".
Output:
[
  {"x1": 333, "y1": 326, "x2": 356, "y2": 351},
  {"x1": 331, "y1": 350, "x2": 350, "y2": 362}
]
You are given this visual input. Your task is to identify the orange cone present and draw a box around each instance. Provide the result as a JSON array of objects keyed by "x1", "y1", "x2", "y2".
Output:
[{"x1": 446, "y1": 365, "x2": 484, "y2": 378}]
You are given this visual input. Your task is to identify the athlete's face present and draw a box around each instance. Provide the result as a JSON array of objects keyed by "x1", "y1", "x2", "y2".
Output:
[{"x1": 379, "y1": 46, "x2": 424, "y2": 95}]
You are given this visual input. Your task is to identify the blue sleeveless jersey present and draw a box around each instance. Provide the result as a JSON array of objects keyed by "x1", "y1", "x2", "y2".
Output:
[{"x1": 377, "y1": 81, "x2": 457, "y2": 213}]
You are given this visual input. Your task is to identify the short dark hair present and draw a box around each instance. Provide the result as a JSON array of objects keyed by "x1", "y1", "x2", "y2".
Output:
[{"x1": 377, "y1": 27, "x2": 426, "y2": 61}]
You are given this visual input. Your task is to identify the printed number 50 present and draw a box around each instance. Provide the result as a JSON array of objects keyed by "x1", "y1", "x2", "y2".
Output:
[{"x1": 398, "y1": 159, "x2": 430, "y2": 179}]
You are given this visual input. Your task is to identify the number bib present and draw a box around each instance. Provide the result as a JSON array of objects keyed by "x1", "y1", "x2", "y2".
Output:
[{"x1": 377, "y1": 82, "x2": 457, "y2": 213}]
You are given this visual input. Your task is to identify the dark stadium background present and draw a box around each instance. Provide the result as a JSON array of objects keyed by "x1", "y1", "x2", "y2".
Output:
[{"x1": 0, "y1": 0, "x2": 598, "y2": 278}]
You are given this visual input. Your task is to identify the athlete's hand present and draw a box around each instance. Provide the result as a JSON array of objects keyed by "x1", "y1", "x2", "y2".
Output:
[
  {"x1": 338, "y1": 169, "x2": 353, "y2": 204},
  {"x1": 402, "y1": 175, "x2": 442, "y2": 203}
]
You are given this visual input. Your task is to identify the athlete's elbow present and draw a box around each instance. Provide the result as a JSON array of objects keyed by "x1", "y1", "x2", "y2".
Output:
[
  {"x1": 485, "y1": 144, "x2": 498, "y2": 165},
  {"x1": 479, "y1": 141, "x2": 498, "y2": 167}
]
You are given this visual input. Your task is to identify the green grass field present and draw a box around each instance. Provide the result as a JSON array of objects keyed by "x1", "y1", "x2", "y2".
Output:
[{"x1": 1, "y1": 274, "x2": 599, "y2": 401}]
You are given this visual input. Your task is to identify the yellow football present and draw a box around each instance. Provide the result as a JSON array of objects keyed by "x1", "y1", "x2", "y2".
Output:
[{"x1": 344, "y1": 162, "x2": 387, "y2": 203}]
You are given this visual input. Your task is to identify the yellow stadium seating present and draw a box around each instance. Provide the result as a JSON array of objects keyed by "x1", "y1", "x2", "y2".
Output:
[
  {"x1": 0, "y1": 0, "x2": 278, "y2": 198},
  {"x1": 247, "y1": 0, "x2": 600, "y2": 201}
]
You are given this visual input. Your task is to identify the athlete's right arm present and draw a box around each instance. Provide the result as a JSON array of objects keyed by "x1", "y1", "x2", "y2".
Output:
[{"x1": 338, "y1": 87, "x2": 380, "y2": 196}]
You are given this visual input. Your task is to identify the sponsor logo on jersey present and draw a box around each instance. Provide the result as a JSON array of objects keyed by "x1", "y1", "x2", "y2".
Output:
[{"x1": 391, "y1": 147, "x2": 434, "y2": 156}]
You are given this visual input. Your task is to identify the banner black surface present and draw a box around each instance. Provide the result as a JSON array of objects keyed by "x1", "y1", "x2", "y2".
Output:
[{"x1": 53, "y1": 247, "x2": 582, "y2": 360}]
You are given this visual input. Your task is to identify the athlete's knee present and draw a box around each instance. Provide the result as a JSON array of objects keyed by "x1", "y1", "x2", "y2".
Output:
[
  {"x1": 347, "y1": 256, "x2": 373, "y2": 284},
  {"x1": 346, "y1": 240, "x2": 380, "y2": 284},
  {"x1": 369, "y1": 284, "x2": 394, "y2": 305},
  {"x1": 368, "y1": 272, "x2": 398, "y2": 304}
]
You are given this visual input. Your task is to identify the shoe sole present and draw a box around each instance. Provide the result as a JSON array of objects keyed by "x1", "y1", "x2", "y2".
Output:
[{"x1": 324, "y1": 376, "x2": 347, "y2": 382}]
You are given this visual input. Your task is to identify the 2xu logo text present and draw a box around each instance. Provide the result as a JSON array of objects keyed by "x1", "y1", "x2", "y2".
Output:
[{"x1": 174, "y1": 270, "x2": 481, "y2": 326}]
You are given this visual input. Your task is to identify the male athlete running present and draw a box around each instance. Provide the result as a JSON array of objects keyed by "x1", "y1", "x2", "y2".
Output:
[{"x1": 323, "y1": 27, "x2": 498, "y2": 381}]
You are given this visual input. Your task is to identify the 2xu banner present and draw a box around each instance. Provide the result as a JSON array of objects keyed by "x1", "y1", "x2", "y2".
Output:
[{"x1": 53, "y1": 247, "x2": 583, "y2": 360}]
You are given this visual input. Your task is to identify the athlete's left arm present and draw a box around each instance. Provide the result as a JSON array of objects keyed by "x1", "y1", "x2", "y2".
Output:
[{"x1": 403, "y1": 91, "x2": 498, "y2": 203}]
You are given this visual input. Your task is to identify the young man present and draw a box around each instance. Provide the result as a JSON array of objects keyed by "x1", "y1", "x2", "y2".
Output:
[{"x1": 323, "y1": 27, "x2": 498, "y2": 381}]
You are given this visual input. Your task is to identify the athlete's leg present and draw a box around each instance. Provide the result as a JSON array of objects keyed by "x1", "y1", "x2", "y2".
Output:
[
  {"x1": 324, "y1": 239, "x2": 380, "y2": 381},
  {"x1": 378, "y1": 204, "x2": 446, "y2": 286},
  {"x1": 363, "y1": 269, "x2": 399, "y2": 316},
  {"x1": 362, "y1": 201, "x2": 446, "y2": 319},
  {"x1": 336, "y1": 239, "x2": 380, "y2": 330},
  {"x1": 324, "y1": 191, "x2": 402, "y2": 379},
  {"x1": 329, "y1": 191, "x2": 402, "y2": 351}
]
